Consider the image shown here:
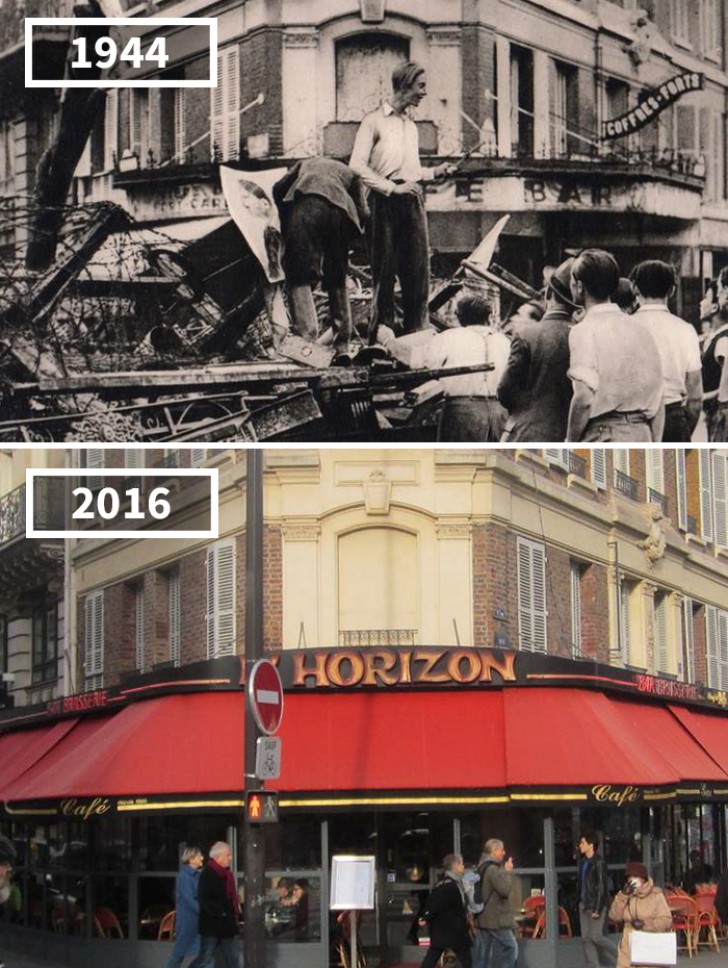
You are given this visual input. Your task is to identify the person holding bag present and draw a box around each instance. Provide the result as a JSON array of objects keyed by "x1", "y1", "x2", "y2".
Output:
[{"x1": 608, "y1": 862, "x2": 673, "y2": 968}]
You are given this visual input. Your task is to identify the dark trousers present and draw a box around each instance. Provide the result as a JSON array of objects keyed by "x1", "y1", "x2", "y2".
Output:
[
  {"x1": 662, "y1": 402, "x2": 691, "y2": 442},
  {"x1": 368, "y1": 189, "x2": 429, "y2": 341},
  {"x1": 421, "y1": 946, "x2": 473, "y2": 968}
]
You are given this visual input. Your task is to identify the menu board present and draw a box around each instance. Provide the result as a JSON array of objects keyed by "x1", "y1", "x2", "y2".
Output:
[{"x1": 330, "y1": 855, "x2": 376, "y2": 910}]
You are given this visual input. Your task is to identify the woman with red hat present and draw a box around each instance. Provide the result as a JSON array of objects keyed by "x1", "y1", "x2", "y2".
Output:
[{"x1": 608, "y1": 862, "x2": 672, "y2": 968}]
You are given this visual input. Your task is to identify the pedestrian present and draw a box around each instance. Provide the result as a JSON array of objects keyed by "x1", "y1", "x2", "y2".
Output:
[
  {"x1": 630, "y1": 260, "x2": 702, "y2": 442},
  {"x1": 498, "y1": 256, "x2": 576, "y2": 442},
  {"x1": 474, "y1": 839, "x2": 518, "y2": 968},
  {"x1": 419, "y1": 853, "x2": 472, "y2": 968},
  {"x1": 165, "y1": 846, "x2": 204, "y2": 968},
  {"x1": 197, "y1": 842, "x2": 240, "y2": 968},
  {"x1": 577, "y1": 831, "x2": 618, "y2": 968},
  {"x1": 566, "y1": 249, "x2": 664, "y2": 442},
  {"x1": 378, "y1": 290, "x2": 510, "y2": 441},
  {"x1": 272, "y1": 157, "x2": 369, "y2": 353},
  {"x1": 463, "y1": 862, "x2": 485, "y2": 968},
  {"x1": 0, "y1": 834, "x2": 16, "y2": 968},
  {"x1": 608, "y1": 862, "x2": 672, "y2": 968},
  {"x1": 349, "y1": 60, "x2": 455, "y2": 342},
  {"x1": 714, "y1": 867, "x2": 728, "y2": 924},
  {"x1": 701, "y1": 267, "x2": 728, "y2": 441}
]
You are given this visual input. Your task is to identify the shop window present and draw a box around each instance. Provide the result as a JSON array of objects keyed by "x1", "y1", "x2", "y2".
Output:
[
  {"x1": 89, "y1": 877, "x2": 128, "y2": 939},
  {"x1": 84, "y1": 589, "x2": 104, "y2": 691},
  {"x1": 517, "y1": 537, "x2": 547, "y2": 653},
  {"x1": 338, "y1": 528, "x2": 419, "y2": 644},
  {"x1": 32, "y1": 596, "x2": 58, "y2": 684},
  {"x1": 653, "y1": 591, "x2": 670, "y2": 674},
  {"x1": 206, "y1": 539, "x2": 236, "y2": 657},
  {"x1": 706, "y1": 605, "x2": 728, "y2": 690},
  {"x1": 681, "y1": 598, "x2": 696, "y2": 683},
  {"x1": 262, "y1": 875, "x2": 321, "y2": 943},
  {"x1": 134, "y1": 583, "x2": 145, "y2": 673},
  {"x1": 168, "y1": 568, "x2": 181, "y2": 667},
  {"x1": 676, "y1": 450, "x2": 688, "y2": 531},
  {"x1": 510, "y1": 45, "x2": 534, "y2": 157},
  {"x1": 336, "y1": 33, "x2": 409, "y2": 122},
  {"x1": 210, "y1": 46, "x2": 240, "y2": 162},
  {"x1": 138, "y1": 815, "x2": 233, "y2": 872}
]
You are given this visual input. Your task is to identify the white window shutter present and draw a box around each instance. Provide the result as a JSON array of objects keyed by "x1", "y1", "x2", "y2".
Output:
[
  {"x1": 169, "y1": 570, "x2": 181, "y2": 667},
  {"x1": 86, "y1": 448, "x2": 104, "y2": 492},
  {"x1": 682, "y1": 598, "x2": 695, "y2": 683},
  {"x1": 620, "y1": 581, "x2": 631, "y2": 665},
  {"x1": 174, "y1": 89, "x2": 186, "y2": 160},
  {"x1": 654, "y1": 594, "x2": 669, "y2": 673},
  {"x1": 84, "y1": 590, "x2": 104, "y2": 688},
  {"x1": 613, "y1": 449, "x2": 630, "y2": 476},
  {"x1": 517, "y1": 537, "x2": 547, "y2": 654},
  {"x1": 700, "y1": 450, "x2": 714, "y2": 542},
  {"x1": 206, "y1": 539, "x2": 236, "y2": 658},
  {"x1": 104, "y1": 90, "x2": 118, "y2": 170},
  {"x1": 591, "y1": 449, "x2": 607, "y2": 490},
  {"x1": 675, "y1": 451, "x2": 688, "y2": 531},
  {"x1": 720, "y1": 610, "x2": 728, "y2": 691},
  {"x1": 210, "y1": 46, "x2": 239, "y2": 161},
  {"x1": 544, "y1": 449, "x2": 569, "y2": 470},
  {"x1": 707, "y1": 605, "x2": 720, "y2": 688},
  {"x1": 570, "y1": 562, "x2": 582, "y2": 658},
  {"x1": 712, "y1": 453, "x2": 728, "y2": 548},
  {"x1": 646, "y1": 451, "x2": 664, "y2": 495},
  {"x1": 191, "y1": 449, "x2": 207, "y2": 467},
  {"x1": 210, "y1": 51, "x2": 225, "y2": 160},
  {"x1": 135, "y1": 585, "x2": 145, "y2": 673}
]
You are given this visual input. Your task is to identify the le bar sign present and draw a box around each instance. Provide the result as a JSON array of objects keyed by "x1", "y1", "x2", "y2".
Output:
[{"x1": 602, "y1": 71, "x2": 704, "y2": 140}]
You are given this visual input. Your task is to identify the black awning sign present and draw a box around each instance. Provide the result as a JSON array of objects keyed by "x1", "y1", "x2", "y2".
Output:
[{"x1": 602, "y1": 71, "x2": 704, "y2": 140}]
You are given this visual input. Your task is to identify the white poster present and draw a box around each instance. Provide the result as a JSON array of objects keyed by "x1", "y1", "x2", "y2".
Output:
[
  {"x1": 330, "y1": 855, "x2": 376, "y2": 911},
  {"x1": 219, "y1": 166, "x2": 287, "y2": 284}
]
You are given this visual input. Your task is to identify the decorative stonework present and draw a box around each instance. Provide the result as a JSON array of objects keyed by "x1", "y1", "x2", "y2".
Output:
[
  {"x1": 436, "y1": 523, "x2": 471, "y2": 539},
  {"x1": 426, "y1": 27, "x2": 462, "y2": 47},
  {"x1": 282, "y1": 524, "x2": 320, "y2": 542},
  {"x1": 360, "y1": 0, "x2": 385, "y2": 23},
  {"x1": 283, "y1": 29, "x2": 319, "y2": 48},
  {"x1": 364, "y1": 469, "x2": 392, "y2": 515},
  {"x1": 639, "y1": 505, "x2": 667, "y2": 566}
]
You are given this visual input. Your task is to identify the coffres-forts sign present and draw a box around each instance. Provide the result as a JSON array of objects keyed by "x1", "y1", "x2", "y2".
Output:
[{"x1": 602, "y1": 71, "x2": 704, "y2": 140}]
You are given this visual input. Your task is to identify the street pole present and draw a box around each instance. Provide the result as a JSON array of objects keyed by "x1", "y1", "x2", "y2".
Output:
[{"x1": 244, "y1": 448, "x2": 266, "y2": 968}]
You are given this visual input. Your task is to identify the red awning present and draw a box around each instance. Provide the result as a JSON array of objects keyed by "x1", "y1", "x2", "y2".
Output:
[
  {"x1": 668, "y1": 705, "x2": 728, "y2": 777},
  {"x1": 0, "y1": 719, "x2": 77, "y2": 797},
  {"x1": 3, "y1": 693, "x2": 243, "y2": 803}
]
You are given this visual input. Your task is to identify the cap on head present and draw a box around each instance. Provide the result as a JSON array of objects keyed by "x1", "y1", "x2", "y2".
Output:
[{"x1": 625, "y1": 861, "x2": 648, "y2": 881}]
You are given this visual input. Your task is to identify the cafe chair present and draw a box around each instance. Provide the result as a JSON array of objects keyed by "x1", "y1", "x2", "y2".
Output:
[
  {"x1": 666, "y1": 894, "x2": 697, "y2": 957},
  {"x1": 333, "y1": 911, "x2": 366, "y2": 968},
  {"x1": 140, "y1": 903, "x2": 172, "y2": 938},
  {"x1": 93, "y1": 905, "x2": 124, "y2": 939},
  {"x1": 158, "y1": 909, "x2": 176, "y2": 941},
  {"x1": 693, "y1": 893, "x2": 720, "y2": 953},
  {"x1": 518, "y1": 895, "x2": 545, "y2": 938}
]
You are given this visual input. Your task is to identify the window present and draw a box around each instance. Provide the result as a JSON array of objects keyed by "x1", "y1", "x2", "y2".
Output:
[
  {"x1": 206, "y1": 539, "x2": 236, "y2": 657},
  {"x1": 0, "y1": 119, "x2": 15, "y2": 196},
  {"x1": 84, "y1": 590, "x2": 104, "y2": 690},
  {"x1": 605, "y1": 78, "x2": 629, "y2": 146},
  {"x1": 671, "y1": 0, "x2": 690, "y2": 43},
  {"x1": 211, "y1": 46, "x2": 240, "y2": 161},
  {"x1": 619, "y1": 579, "x2": 636, "y2": 666},
  {"x1": 676, "y1": 451, "x2": 688, "y2": 531},
  {"x1": 32, "y1": 597, "x2": 58, "y2": 684},
  {"x1": 613, "y1": 450, "x2": 630, "y2": 477},
  {"x1": 130, "y1": 89, "x2": 149, "y2": 164},
  {"x1": 191, "y1": 449, "x2": 207, "y2": 467},
  {"x1": 681, "y1": 598, "x2": 696, "y2": 683},
  {"x1": 135, "y1": 584, "x2": 145, "y2": 673},
  {"x1": 700, "y1": 450, "x2": 714, "y2": 542},
  {"x1": 701, "y1": 0, "x2": 720, "y2": 58},
  {"x1": 169, "y1": 569, "x2": 181, "y2": 667},
  {"x1": 85, "y1": 448, "x2": 104, "y2": 491},
  {"x1": 653, "y1": 591, "x2": 669, "y2": 674},
  {"x1": 510, "y1": 45, "x2": 534, "y2": 157},
  {"x1": 591, "y1": 449, "x2": 607, "y2": 490},
  {"x1": 552, "y1": 61, "x2": 578, "y2": 157},
  {"x1": 544, "y1": 449, "x2": 569, "y2": 471},
  {"x1": 335, "y1": 34, "x2": 409, "y2": 122},
  {"x1": 712, "y1": 451, "x2": 728, "y2": 548},
  {"x1": 570, "y1": 561, "x2": 584, "y2": 658},
  {"x1": 517, "y1": 537, "x2": 547, "y2": 653},
  {"x1": 706, "y1": 605, "x2": 728, "y2": 690},
  {"x1": 104, "y1": 90, "x2": 118, "y2": 170},
  {"x1": 174, "y1": 90, "x2": 186, "y2": 161},
  {"x1": 646, "y1": 451, "x2": 664, "y2": 497},
  {"x1": 0, "y1": 613, "x2": 7, "y2": 675}
]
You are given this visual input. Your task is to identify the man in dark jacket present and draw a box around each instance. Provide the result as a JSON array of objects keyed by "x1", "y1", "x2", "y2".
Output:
[
  {"x1": 0, "y1": 834, "x2": 16, "y2": 968},
  {"x1": 419, "y1": 853, "x2": 472, "y2": 968},
  {"x1": 475, "y1": 839, "x2": 517, "y2": 968},
  {"x1": 497, "y1": 257, "x2": 575, "y2": 442},
  {"x1": 197, "y1": 841, "x2": 240, "y2": 968},
  {"x1": 272, "y1": 157, "x2": 368, "y2": 351},
  {"x1": 577, "y1": 831, "x2": 618, "y2": 968}
]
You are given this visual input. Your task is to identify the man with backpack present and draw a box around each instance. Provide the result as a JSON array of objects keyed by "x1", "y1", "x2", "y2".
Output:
[{"x1": 474, "y1": 839, "x2": 518, "y2": 968}]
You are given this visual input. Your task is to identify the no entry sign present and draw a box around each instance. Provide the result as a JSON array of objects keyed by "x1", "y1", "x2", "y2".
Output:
[{"x1": 248, "y1": 658, "x2": 284, "y2": 735}]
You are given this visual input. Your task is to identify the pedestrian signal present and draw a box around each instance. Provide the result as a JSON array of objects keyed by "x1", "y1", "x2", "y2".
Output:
[{"x1": 245, "y1": 790, "x2": 279, "y2": 824}]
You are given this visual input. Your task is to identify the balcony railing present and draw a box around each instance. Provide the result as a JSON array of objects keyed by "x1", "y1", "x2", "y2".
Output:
[
  {"x1": 339, "y1": 629, "x2": 417, "y2": 648},
  {"x1": 648, "y1": 488, "x2": 669, "y2": 516},
  {"x1": 567, "y1": 452, "x2": 588, "y2": 480},
  {"x1": 0, "y1": 479, "x2": 65, "y2": 546},
  {"x1": 687, "y1": 514, "x2": 698, "y2": 536},
  {"x1": 614, "y1": 470, "x2": 641, "y2": 502}
]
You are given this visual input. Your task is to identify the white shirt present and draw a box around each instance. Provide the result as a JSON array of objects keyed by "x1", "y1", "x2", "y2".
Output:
[
  {"x1": 633, "y1": 303, "x2": 701, "y2": 405},
  {"x1": 350, "y1": 102, "x2": 431, "y2": 196},
  {"x1": 410, "y1": 326, "x2": 511, "y2": 397}
]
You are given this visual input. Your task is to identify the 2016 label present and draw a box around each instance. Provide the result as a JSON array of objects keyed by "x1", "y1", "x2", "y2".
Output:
[{"x1": 72, "y1": 485, "x2": 172, "y2": 521}]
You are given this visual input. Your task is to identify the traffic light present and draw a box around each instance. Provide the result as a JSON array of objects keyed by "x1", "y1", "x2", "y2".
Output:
[{"x1": 245, "y1": 790, "x2": 279, "y2": 824}]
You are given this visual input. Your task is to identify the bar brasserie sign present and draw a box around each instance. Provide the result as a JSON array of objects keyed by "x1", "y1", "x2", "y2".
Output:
[{"x1": 602, "y1": 71, "x2": 703, "y2": 140}]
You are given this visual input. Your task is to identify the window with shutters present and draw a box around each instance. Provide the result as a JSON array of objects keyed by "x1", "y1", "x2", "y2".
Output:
[
  {"x1": 84, "y1": 590, "x2": 104, "y2": 691},
  {"x1": 701, "y1": 0, "x2": 720, "y2": 59},
  {"x1": 653, "y1": 591, "x2": 669, "y2": 674},
  {"x1": 619, "y1": 579, "x2": 636, "y2": 666},
  {"x1": 517, "y1": 537, "x2": 547, "y2": 653},
  {"x1": 711, "y1": 452, "x2": 728, "y2": 548},
  {"x1": 130, "y1": 89, "x2": 149, "y2": 165},
  {"x1": 174, "y1": 89, "x2": 186, "y2": 161},
  {"x1": 591, "y1": 449, "x2": 607, "y2": 490},
  {"x1": 125, "y1": 447, "x2": 144, "y2": 494},
  {"x1": 104, "y1": 90, "x2": 118, "y2": 170},
  {"x1": 32, "y1": 597, "x2": 58, "y2": 684},
  {"x1": 135, "y1": 584, "x2": 145, "y2": 673},
  {"x1": 671, "y1": 0, "x2": 690, "y2": 43},
  {"x1": 206, "y1": 539, "x2": 236, "y2": 657},
  {"x1": 544, "y1": 449, "x2": 570, "y2": 471},
  {"x1": 85, "y1": 448, "x2": 104, "y2": 492},
  {"x1": 675, "y1": 451, "x2": 688, "y2": 531},
  {"x1": 169, "y1": 569, "x2": 181, "y2": 667},
  {"x1": 570, "y1": 561, "x2": 584, "y2": 658},
  {"x1": 700, "y1": 450, "x2": 714, "y2": 542},
  {"x1": 0, "y1": 613, "x2": 6, "y2": 676},
  {"x1": 706, "y1": 605, "x2": 728, "y2": 690},
  {"x1": 646, "y1": 451, "x2": 667, "y2": 513},
  {"x1": 210, "y1": 46, "x2": 240, "y2": 161},
  {"x1": 191, "y1": 449, "x2": 207, "y2": 467},
  {"x1": 681, "y1": 598, "x2": 696, "y2": 683}
]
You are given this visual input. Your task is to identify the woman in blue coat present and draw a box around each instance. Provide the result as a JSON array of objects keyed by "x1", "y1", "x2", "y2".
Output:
[{"x1": 166, "y1": 846, "x2": 204, "y2": 968}]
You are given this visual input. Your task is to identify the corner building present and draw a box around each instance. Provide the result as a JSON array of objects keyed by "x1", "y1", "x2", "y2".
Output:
[{"x1": 2, "y1": 447, "x2": 728, "y2": 968}]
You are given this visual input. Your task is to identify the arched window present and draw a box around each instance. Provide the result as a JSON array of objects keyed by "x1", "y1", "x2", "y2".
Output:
[
  {"x1": 338, "y1": 527, "x2": 418, "y2": 645},
  {"x1": 335, "y1": 33, "x2": 409, "y2": 121}
]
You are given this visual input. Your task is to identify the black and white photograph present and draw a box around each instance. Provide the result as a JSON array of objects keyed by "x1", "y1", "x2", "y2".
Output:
[{"x1": 1, "y1": 1, "x2": 727, "y2": 442}]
